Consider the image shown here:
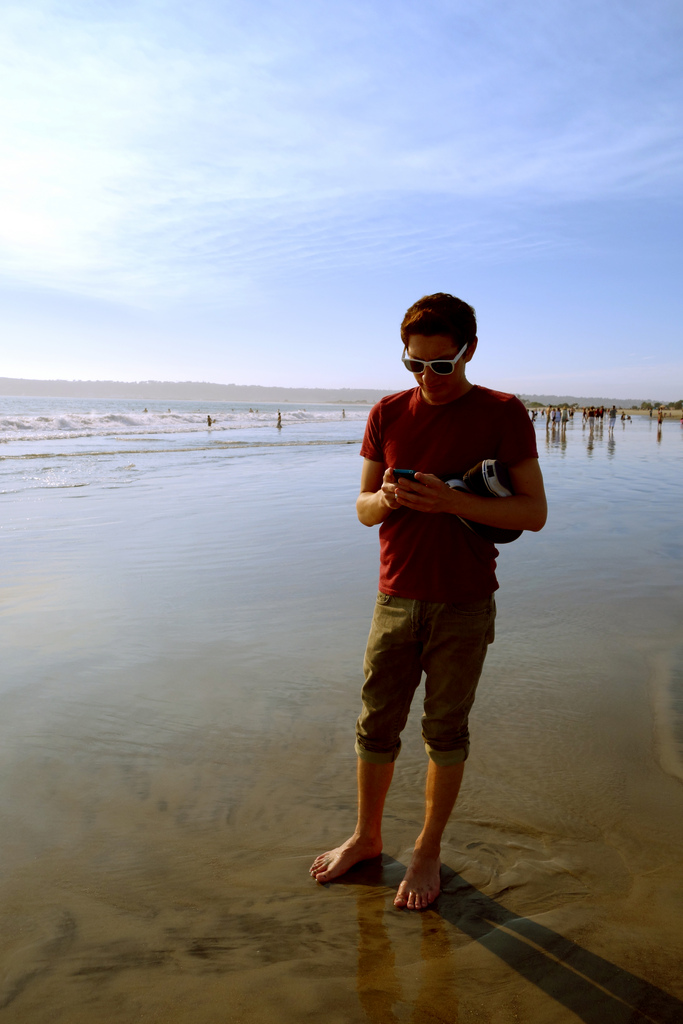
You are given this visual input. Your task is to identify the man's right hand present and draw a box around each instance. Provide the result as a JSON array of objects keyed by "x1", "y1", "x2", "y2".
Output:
[
  {"x1": 357, "y1": 461, "x2": 400, "y2": 526},
  {"x1": 380, "y1": 467, "x2": 400, "y2": 510}
]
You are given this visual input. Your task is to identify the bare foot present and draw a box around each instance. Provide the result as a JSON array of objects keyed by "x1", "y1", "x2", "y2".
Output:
[
  {"x1": 310, "y1": 834, "x2": 382, "y2": 884},
  {"x1": 394, "y1": 849, "x2": 441, "y2": 910}
]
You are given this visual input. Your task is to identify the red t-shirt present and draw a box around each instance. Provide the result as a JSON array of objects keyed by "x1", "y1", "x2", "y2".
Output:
[{"x1": 360, "y1": 385, "x2": 539, "y2": 602}]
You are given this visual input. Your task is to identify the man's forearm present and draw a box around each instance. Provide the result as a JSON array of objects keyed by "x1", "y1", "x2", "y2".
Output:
[
  {"x1": 356, "y1": 490, "x2": 393, "y2": 527},
  {"x1": 444, "y1": 489, "x2": 547, "y2": 532}
]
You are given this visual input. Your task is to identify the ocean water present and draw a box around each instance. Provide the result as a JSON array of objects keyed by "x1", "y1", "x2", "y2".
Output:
[
  {"x1": 1, "y1": 397, "x2": 375, "y2": 695},
  {"x1": 1, "y1": 400, "x2": 682, "y2": 748},
  {"x1": 0, "y1": 395, "x2": 369, "y2": 441},
  {"x1": 1, "y1": 397, "x2": 683, "y2": 1022}
]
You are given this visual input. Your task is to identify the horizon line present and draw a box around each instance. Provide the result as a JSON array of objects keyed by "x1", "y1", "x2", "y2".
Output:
[{"x1": 0, "y1": 376, "x2": 675, "y2": 406}]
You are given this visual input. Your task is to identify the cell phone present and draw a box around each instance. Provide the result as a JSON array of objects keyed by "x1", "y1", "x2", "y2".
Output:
[{"x1": 393, "y1": 468, "x2": 418, "y2": 482}]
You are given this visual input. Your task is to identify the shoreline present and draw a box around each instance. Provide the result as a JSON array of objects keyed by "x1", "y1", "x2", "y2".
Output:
[{"x1": 650, "y1": 645, "x2": 683, "y2": 785}]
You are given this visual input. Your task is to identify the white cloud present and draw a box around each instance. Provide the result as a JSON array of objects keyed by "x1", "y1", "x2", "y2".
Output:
[{"x1": 0, "y1": 0, "x2": 681, "y2": 301}]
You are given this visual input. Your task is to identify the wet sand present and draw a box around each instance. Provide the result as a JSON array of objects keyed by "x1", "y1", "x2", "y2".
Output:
[
  {"x1": 2, "y1": 629, "x2": 683, "y2": 1023},
  {"x1": 2, "y1": 428, "x2": 683, "y2": 1022}
]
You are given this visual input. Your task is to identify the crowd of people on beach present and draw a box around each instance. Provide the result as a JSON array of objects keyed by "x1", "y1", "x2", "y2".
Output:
[
  {"x1": 579, "y1": 405, "x2": 630, "y2": 431},
  {"x1": 528, "y1": 402, "x2": 682, "y2": 436},
  {"x1": 538, "y1": 404, "x2": 629, "y2": 430},
  {"x1": 529, "y1": 406, "x2": 573, "y2": 427}
]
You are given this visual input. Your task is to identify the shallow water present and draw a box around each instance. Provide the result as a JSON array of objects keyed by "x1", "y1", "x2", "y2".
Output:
[{"x1": 1, "y1": 405, "x2": 682, "y2": 1022}]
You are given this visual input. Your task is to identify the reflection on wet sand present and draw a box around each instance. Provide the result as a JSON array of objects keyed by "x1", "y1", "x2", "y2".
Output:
[
  {"x1": 355, "y1": 859, "x2": 456, "y2": 1022},
  {"x1": 341, "y1": 856, "x2": 683, "y2": 1024}
]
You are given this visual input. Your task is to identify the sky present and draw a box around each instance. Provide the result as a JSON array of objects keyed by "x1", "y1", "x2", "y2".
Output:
[{"x1": 1, "y1": 0, "x2": 682, "y2": 399}]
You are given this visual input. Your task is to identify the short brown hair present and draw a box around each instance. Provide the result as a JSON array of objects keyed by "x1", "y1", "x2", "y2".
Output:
[{"x1": 400, "y1": 293, "x2": 477, "y2": 350}]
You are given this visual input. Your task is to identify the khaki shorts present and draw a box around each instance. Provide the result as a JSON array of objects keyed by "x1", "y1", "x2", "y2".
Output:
[{"x1": 355, "y1": 592, "x2": 496, "y2": 767}]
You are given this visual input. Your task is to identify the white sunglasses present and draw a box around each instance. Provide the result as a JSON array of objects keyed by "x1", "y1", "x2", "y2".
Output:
[{"x1": 401, "y1": 342, "x2": 468, "y2": 375}]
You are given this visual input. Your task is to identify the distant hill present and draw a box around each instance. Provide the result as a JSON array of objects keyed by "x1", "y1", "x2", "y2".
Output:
[
  {"x1": 0, "y1": 377, "x2": 391, "y2": 404},
  {"x1": 0, "y1": 377, "x2": 665, "y2": 407}
]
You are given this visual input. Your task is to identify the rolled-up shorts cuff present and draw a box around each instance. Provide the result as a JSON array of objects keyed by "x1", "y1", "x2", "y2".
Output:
[
  {"x1": 424, "y1": 741, "x2": 469, "y2": 767},
  {"x1": 355, "y1": 739, "x2": 400, "y2": 764}
]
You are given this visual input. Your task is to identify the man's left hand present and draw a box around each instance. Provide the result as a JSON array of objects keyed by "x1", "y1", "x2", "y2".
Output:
[{"x1": 394, "y1": 473, "x2": 454, "y2": 513}]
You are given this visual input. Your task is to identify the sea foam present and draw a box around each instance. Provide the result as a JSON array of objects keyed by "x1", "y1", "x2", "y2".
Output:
[{"x1": 0, "y1": 402, "x2": 367, "y2": 443}]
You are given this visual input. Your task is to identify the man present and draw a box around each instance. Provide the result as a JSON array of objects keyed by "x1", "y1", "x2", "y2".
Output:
[{"x1": 310, "y1": 293, "x2": 547, "y2": 910}]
